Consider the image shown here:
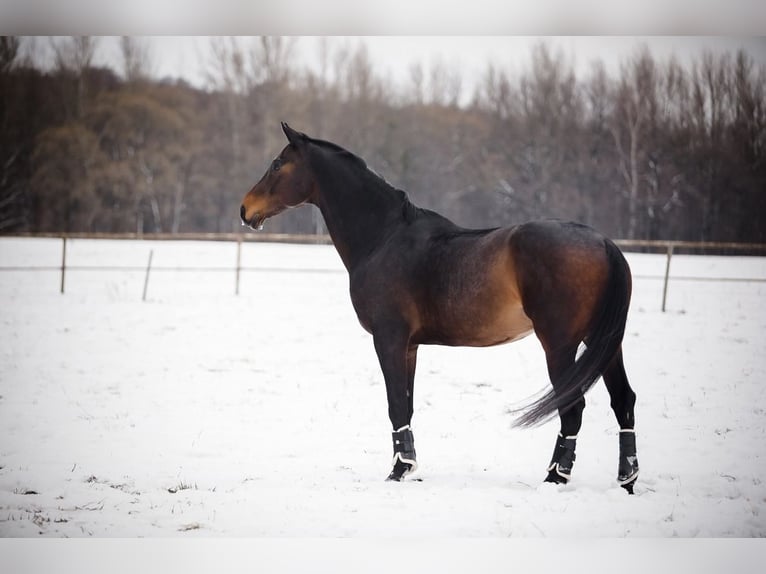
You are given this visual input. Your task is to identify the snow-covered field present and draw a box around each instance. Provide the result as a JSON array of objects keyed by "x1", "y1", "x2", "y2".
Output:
[{"x1": 1, "y1": 237, "x2": 765, "y2": 538}]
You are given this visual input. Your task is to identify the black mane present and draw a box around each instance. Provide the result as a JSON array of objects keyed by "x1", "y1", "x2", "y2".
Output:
[
  {"x1": 306, "y1": 135, "x2": 425, "y2": 223},
  {"x1": 306, "y1": 136, "x2": 369, "y2": 170}
]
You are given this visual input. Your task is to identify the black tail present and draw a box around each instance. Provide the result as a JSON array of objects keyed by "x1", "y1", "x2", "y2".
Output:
[{"x1": 514, "y1": 239, "x2": 632, "y2": 428}]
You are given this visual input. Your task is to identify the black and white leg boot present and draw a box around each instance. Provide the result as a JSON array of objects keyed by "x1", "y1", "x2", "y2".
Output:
[
  {"x1": 544, "y1": 433, "x2": 577, "y2": 484},
  {"x1": 618, "y1": 429, "x2": 639, "y2": 494},
  {"x1": 387, "y1": 425, "x2": 417, "y2": 482}
]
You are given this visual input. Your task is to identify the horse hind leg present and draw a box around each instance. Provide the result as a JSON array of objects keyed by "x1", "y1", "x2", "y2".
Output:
[
  {"x1": 545, "y1": 397, "x2": 585, "y2": 484},
  {"x1": 603, "y1": 347, "x2": 639, "y2": 494},
  {"x1": 542, "y1": 346, "x2": 586, "y2": 485}
]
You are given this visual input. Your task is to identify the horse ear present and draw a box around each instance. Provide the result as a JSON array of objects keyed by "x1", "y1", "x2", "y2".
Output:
[{"x1": 281, "y1": 122, "x2": 306, "y2": 147}]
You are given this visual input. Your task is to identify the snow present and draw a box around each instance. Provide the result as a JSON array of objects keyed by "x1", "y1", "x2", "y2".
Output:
[{"x1": 1, "y1": 237, "x2": 765, "y2": 537}]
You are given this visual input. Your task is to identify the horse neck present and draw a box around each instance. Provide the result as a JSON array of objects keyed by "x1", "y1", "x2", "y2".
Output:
[{"x1": 308, "y1": 153, "x2": 406, "y2": 271}]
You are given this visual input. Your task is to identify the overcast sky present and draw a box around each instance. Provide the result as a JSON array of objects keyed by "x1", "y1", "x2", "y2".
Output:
[{"x1": 4, "y1": 1, "x2": 766, "y2": 34}]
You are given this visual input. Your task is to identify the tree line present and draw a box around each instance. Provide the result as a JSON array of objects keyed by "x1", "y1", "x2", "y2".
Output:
[{"x1": 1, "y1": 36, "x2": 764, "y2": 242}]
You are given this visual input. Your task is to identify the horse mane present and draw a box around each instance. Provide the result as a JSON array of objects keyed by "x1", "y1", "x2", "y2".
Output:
[{"x1": 306, "y1": 136, "x2": 424, "y2": 223}]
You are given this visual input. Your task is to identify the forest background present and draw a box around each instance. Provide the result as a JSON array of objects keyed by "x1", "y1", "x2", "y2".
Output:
[{"x1": 0, "y1": 36, "x2": 764, "y2": 242}]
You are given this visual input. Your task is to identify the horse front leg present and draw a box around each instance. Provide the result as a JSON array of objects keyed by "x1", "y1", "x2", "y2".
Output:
[{"x1": 373, "y1": 328, "x2": 419, "y2": 481}]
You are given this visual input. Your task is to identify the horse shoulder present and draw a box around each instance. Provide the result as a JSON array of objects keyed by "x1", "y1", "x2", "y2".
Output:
[{"x1": 348, "y1": 224, "x2": 431, "y2": 336}]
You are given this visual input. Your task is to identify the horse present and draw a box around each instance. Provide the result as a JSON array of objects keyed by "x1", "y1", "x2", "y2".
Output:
[{"x1": 240, "y1": 122, "x2": 639, "y2": 493}]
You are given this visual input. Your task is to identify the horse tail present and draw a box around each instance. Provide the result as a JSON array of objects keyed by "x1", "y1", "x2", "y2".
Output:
[{"x1": 514, "y1": 238, "x2": 632, "y2": 428}]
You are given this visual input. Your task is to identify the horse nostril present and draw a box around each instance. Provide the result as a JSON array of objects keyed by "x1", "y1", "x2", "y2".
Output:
[{"x1": 240, "y1": 205, "x2": 246, "y2": 222}]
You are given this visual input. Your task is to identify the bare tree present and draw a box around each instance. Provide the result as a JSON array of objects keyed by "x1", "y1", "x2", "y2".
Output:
[
  {"x1": 317, "y1": 37, "x2": 331, "y2": 89},
  {"x1": 0, "y1": 36, "x2": 21, "y2": 74},
  {"x1": 120, "y1": 36, "x2": 152, "y2": 82},
  {"x1": 687, "y1": 50, "x2": 733, "y2": 239},
  {"x1": 504, "y1": 43, "x2": 584, "y2": 221},
  {"x1": 345, "y1": 42, "x2": 375, "y2": 102},
  {"x1": 50, "y1": 36, "x2": 97, "y2": 73},
  {"x1": 205, "y1": 36, "x2": 250, "y2": 94},
  {"x1": 50, "y1": 36, "x2": 99, "y2": 119},
  {"x1": 428, "y1": 57, "x2": 462, "y2": 107},
  {"x1": 408, "y1": 61, "x2": 425, "y2": 105},
  {"x1": 251, "y1": 36, "x2": 295, "y2": 85},
  {"x1": 0, "y1": 36, "x2": 27, "y2": 230},
  {"x1": 479, "y1": 63, "x2": 512, "y2": 119},
  {"x1": 610, "y1": 46, "x2": 657, "y2": 238}
]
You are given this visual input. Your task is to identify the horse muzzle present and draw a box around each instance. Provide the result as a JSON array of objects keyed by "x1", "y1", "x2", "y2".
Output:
[{"x1": 240, "y1": 205, "x2": 265, "y2": 231}]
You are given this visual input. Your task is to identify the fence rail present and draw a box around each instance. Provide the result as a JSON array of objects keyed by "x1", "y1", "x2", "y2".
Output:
[
  {"x1": 2, "y1": 231, "x2": 333, "y2": 244},
  {"x1": 613, "y1": 239, "x2": 766, "y2": 310},
  {"x1": 2, "y1": 233, "x2": 765, "y2": 311}
]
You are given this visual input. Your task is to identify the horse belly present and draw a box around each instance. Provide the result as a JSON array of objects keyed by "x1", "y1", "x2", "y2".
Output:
[
  {"x1": 486, "y1": 304, "x2": 535, "y2": 346},
  {"x1": 458, "y1": 302, "x2": 533, "y2": 347},
  {"x1": 424, "y1": 286, "x2": 534, "y2": 347}
]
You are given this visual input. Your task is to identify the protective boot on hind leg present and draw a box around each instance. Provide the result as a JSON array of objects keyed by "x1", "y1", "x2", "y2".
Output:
[
  {"x1": 545, "y1": 433, "x2": 577, "y2": 484},
  {"x1": 544, "y1": 397, "x2": 585, "y2": 484},
  {"x1": 603, "y1": 348, "x2": 639, "y2": 493},
  {"x1": 617, "y1": 429, "x2": 639, "y2": 493}
]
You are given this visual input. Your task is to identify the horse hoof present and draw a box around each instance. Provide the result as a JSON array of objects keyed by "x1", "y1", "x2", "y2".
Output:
[
  {"x1": 386, "y1": 460, "x2": 415, "y2": 482},
  {"x1": 620, "y1": 478, "x2": 636, "y2": 495},
  {"x1": 544, "y1": 470, "x2": 568, "y2": 485}
]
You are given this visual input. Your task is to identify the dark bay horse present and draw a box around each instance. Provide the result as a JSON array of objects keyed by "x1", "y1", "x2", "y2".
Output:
[{"x1": 241, "y1": 123, "x2": 639, "y2": 493}]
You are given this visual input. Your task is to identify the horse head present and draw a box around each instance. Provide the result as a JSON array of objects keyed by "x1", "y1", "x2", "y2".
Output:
[{"x1": 240, "y1": 122, "x2": 317, "y2": 230}]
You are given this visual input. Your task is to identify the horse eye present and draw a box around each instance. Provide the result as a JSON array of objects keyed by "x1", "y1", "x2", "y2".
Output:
[{"x1": 271, "y1": 158, "x2": 282, "y2": 172}]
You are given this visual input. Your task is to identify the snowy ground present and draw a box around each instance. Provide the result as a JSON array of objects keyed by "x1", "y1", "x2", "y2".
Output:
[{"x1": 1, "y1": 237, "x2": 765, "y2": 537}]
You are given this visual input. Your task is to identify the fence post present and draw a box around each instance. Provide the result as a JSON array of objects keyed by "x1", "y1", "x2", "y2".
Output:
[
  {"x1": 661, "y1": 243, "x2": 674, "y2": 312},
  {"x1": 142, "y1": 249, "x2": 154, "y2": 302},
  {"x1": 235, "y1": 236, "x2": 242, "y2": 296},
  {"x1": 60, "y1": 235, "x2": 67, "y2": 294}
]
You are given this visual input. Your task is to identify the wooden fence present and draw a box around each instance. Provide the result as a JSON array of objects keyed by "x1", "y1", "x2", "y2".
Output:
[
  {"x1": 2, "y1": 233, "x2": 766, "y2": 311},
  {"x1": 611, "y1": 239, "x2": 766, "y2": 311}
]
